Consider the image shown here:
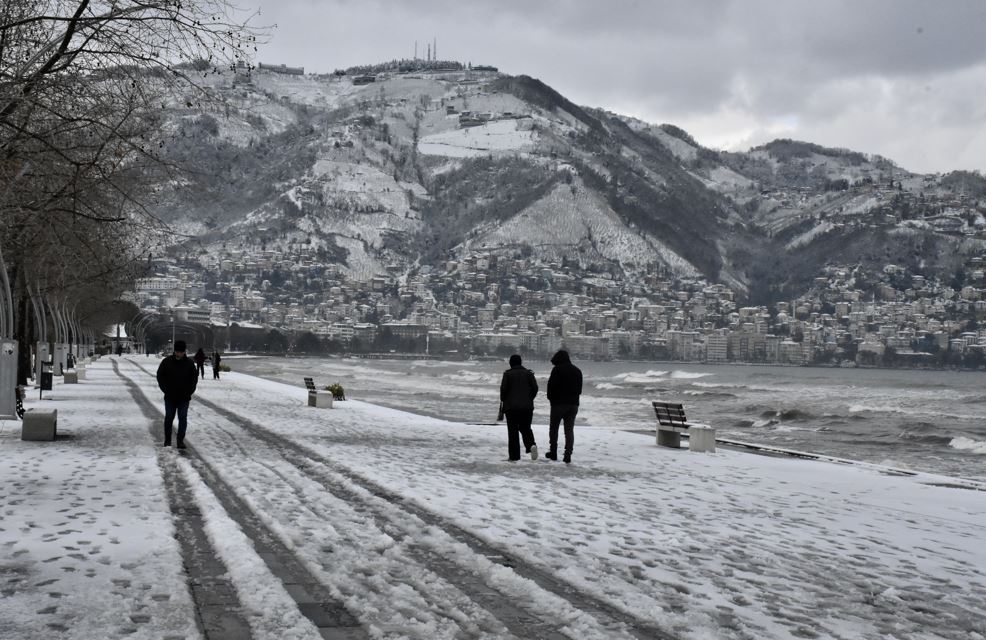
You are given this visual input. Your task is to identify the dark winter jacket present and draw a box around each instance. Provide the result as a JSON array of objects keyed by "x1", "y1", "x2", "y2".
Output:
[
  {"x1": 193, "y1": 349, "x2": 206, "y2": 365},
  {"x1": 156, "y1": 354, "x2": 199, "y2": 403},
  {"x1": 547, "y1": 352, "x2": 582, "y2": 406},
  {"x1": 500, "y1": 365, "x2": 538, "y2": 411}
]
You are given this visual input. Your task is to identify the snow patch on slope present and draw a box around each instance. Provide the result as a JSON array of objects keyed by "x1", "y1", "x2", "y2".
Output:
[
  {"x1": 786, "y1": 221, "x2": 837, "y2": 250},
  {"x1": 418, "y1": 119, "x2": 537, "y2": 158},
  {"x1": 465, "y1": 179, "x2": 699, "y2": 275}
]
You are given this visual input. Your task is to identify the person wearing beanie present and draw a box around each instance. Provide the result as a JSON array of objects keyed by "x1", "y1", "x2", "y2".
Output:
[
  {"x1": 155, "y1": 340, "x2": 199, "y2": 449},
  {"x1": 546, "y1": 349, "x2": 582, "y2": 464},
  {"x1": 499, "y1": 353, "x2": 539, "y2": 462}
]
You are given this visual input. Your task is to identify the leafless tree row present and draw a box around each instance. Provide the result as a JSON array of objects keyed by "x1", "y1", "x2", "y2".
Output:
[{"x1": 1, "y1": 0, "x2": 263, "y2": 385}]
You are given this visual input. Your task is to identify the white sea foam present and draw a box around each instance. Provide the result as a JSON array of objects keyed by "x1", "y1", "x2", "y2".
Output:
[
  {"x1": 772, "y1": 425, "x2": 813, "y2": 433},
  {"x1": 613, "y1": 369, "x2": 668, "y2": 381},
  {"x1": 669, "y1": 370, "x2": 713, "y2": 379},
  {"x1": 950, "y1": 437, "x2": 986, "y2": 454},
  {"x1": 411, "y1": 359, "x2": 478, "y2": 368},
  {"x1": 595, "y1": 382, "x2": 624, "y2": 390},
  {"x1": 848, "y1": 404, "x2": 909, "y2": 415}
]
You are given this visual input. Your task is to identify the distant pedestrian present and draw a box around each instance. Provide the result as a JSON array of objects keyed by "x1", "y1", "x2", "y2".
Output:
[
  {"x1": 212, "y1": 351, "x2": 221, "y2": 379},
  {"x1": 193, "y1": 348, "x2": 207, "y2": 379},
  {"x1": 546, "y1": 350, "x2": 582, "y2": 464},
  {"x1": 156, "y1": 340, "x2": 198, "y2": 449},
  {"x1": 500, "y1": 354, "x2": 539, "y2": 461}
]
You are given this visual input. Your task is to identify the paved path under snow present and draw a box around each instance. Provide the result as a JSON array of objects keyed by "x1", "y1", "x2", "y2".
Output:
[{"x1": 3, "y1": 357, "x2": 985, "y2": 640}]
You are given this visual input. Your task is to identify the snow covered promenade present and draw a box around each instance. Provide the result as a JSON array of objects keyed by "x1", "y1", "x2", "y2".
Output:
[{"x1": 2, "y1": 358, "x2": 985, "y2": 640}]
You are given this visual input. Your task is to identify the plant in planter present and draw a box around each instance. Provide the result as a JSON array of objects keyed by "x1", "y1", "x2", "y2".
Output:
[
  {"x1": 218, "y1": 364, "x2": 231, "y2": 372},
  {"x1": 325, "y1": 383, "x2": 346, "y2": 400}
]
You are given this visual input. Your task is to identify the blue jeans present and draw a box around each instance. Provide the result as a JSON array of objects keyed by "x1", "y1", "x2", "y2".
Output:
[{"x1": 164, "y1": 399, "x2": 190, "y2": 445}]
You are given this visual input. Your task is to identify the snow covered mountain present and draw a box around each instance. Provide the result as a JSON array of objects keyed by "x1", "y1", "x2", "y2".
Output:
[{"x1": 148, "y1": 63, "x2": 986, "y2": 302}]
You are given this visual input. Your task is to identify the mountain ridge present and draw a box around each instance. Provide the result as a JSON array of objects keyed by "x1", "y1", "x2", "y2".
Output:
[{"x1": 147, "y1": 64, "x2": 986, "y2": 303}]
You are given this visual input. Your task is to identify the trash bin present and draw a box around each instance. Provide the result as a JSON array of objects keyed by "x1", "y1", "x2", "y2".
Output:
[{"x1": 40, "y1": 362, "x2": 53, "y2": 392}]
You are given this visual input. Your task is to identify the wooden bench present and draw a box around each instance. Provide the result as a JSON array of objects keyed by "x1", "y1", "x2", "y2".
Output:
[
  {"x1": 304, "y1": 377, "x2": 333, "y2": 408},
  {"x1": 652, "y1": 401, "x2": 716, "y2": 452}
]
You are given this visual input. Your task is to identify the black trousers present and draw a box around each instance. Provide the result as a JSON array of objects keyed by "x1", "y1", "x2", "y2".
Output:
[
  {"x1": 549, "y1": 404, "x2": 578, "y2": 455},
  {"x1": 196, "y1": 362, "x2": 205, "y2": 379},
  {"x1": 164, "y1": 399, "x2": 190, "y2": 445},
  {"x1": 505, "y1": 408, "x2": 536, "y2": 460}
]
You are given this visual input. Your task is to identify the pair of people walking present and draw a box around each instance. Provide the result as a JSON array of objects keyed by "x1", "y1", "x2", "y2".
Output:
[{"x1": 499, "y1": 350, "x2": 583, "y2": 464}]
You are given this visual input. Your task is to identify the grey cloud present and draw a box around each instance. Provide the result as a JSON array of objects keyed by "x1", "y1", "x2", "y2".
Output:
[{"x1": 251, "y1": 0, "x2": 986, "y2": 172}]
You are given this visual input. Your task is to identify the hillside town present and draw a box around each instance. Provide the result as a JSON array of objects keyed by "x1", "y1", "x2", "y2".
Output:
[{"x1": 127, "y1": 245, "x2": 986, "y2": 368}]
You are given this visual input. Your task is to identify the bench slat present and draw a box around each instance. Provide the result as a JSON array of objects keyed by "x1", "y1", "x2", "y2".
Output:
[{"x1": 652, "y1": 401, "x2": 688, "y2": 427}]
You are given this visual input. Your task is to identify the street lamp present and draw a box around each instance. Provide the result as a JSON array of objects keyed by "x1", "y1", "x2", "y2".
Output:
[{"x1": 171, "y1": 316, "x2": 175, "y2": 347}]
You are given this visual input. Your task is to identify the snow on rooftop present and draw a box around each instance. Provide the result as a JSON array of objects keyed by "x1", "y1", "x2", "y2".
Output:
[{"x1": 2, "y1": 358, "x2": 984, "y2": 639}]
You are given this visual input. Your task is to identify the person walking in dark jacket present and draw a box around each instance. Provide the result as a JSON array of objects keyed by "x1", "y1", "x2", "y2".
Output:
[
  {"x1": 193, "y1": 348, "x2": 207, "y2": 379},
  {"x1": 156, "y1": 340, "x2": 199, "y2": 449},
  {"x1": 499, "y1": 354, "x2": 539, "y2": 461},
  {"x1": 546, "y1": 349, "x2": 582, "y2": 464},
  {"x1": 211, "y1": 351, "x2": 221, "y2": 380}
]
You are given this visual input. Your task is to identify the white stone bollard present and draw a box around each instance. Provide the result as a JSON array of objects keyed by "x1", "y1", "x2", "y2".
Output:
[
  {"x1": 76, "y1": 366, "x2": 86, "y2": 380},
  {"x1": 688, "y1": 425, "x2": 717, "y2": 453},
  {"x1": 308, "y1": 391, "x2": 333, "y2": 408},
  {"x1": 22, "y1": 409, "x2": 58, "y2": 441},
  {"x1": 64, "y1": 370, "x2": 79, "y2": 384}
]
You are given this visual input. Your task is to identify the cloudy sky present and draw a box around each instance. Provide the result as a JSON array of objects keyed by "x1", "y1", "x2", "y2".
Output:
[{"x1": 248, "y1": 0, "x2": 986, "y2": 175}]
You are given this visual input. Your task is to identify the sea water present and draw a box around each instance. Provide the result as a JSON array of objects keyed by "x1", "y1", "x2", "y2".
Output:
[{"x1": 229, "y1": 356, "x2": 986, "y2": 482}]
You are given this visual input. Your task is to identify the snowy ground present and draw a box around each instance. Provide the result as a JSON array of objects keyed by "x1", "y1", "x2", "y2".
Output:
[
  {"x1": 2, "y1": 358, "x2": 985, "y2": 639},
  {"x1": 418, "y1": 119, "x2": 537, "y2": 158}
]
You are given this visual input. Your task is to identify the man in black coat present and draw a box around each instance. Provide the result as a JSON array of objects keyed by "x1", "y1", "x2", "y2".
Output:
[
  {"x1": 546, "y1": 349, "x2": 582, "y2": 464},
  {"x1": 499, "y1": 354, "x2": 539, "y2": 461},
  {"x1": 156, "y1": 340, "x2": 199, "y2": 449}
]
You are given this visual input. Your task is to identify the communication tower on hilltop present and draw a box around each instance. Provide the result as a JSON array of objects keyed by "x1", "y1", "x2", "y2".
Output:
[{"x1": 413, "y1": 38, "x2": 439, "y2": 62}]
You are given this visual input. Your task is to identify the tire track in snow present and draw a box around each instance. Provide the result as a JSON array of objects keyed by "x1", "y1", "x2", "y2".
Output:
[
  {"x1": 115, "y1": 360, "x2": 367, "y2": 639},
  {"x1": 123, "y1": 358, "x2": 678, "y2": 640},
  {"x1": 111, "y1": 359, "x2": 257, "y2": 639}
]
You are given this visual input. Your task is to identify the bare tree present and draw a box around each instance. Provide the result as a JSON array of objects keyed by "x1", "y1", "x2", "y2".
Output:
[{"x1": 1, "y1": 0, "x2": 264, "y2": 384}]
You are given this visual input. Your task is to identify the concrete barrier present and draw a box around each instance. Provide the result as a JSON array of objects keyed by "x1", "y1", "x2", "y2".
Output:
[
  {"x1": 688, "y1": 425, "x2": 717, "y2": 453},
  {"x1": 308, "y1": 391, "x2": 333, "y2": 409},
  {"x1": 64, "y1": 370, "x2": 79, "y2": 384},
  {"x1": 22, "y1": 409, "x2": 58, "y2": 441}
]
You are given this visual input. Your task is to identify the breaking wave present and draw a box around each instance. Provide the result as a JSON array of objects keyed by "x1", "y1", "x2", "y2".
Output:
[
  {"x1": 613, "y1": 370, "x2": 669, "y2": 384},
  {"x1": 950, "y1": 437, "x2": 986, "y2": 454},
  {"x1": 682, "y1": 389, "x2": 735, "y2": 398},
  {"x1": 758, "y1": 408, "x2": 816, "y2": 422},
  {"x1": 595, "y1": 382, "x2": 624, "y2": 390},
  {"x1": 669, "y1": 370, "x2": 713, "y2": 379}
]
